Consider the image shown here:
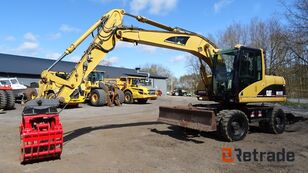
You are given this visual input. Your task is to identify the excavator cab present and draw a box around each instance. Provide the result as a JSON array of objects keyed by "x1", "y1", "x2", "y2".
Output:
[
  {"x1": 88, "y1": 71, "x2": 105, "y2": 83},
  {"x1": 212, "y1": 46, "x2": 263, "y2": 103}
]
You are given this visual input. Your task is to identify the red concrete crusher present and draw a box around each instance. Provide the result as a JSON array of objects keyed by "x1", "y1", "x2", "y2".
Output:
[{"x1": 19, "y1": 99, "x2": 63, "y2": 164}]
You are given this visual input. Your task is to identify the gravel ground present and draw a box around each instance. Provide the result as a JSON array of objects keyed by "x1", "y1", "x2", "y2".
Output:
[{"x1": 0, "y1": 96, "x2": 307, "y2": 173}]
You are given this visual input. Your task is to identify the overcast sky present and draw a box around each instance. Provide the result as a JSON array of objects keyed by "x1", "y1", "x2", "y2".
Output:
[{"x1": 0, "y1": 0, "x2": 287, "y2": 77}]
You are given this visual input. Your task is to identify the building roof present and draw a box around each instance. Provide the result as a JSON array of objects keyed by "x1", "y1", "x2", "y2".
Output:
[{"x1": 0, "y1": 53, "x2": 167, "y2": 79}]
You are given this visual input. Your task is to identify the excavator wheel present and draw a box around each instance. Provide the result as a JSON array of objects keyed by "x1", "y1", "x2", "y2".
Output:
[
  {"x1": 218, "y1": 110, "x2": 249, "y2": 142},
  {"x1": 259, "y1": 108, "x2": 286, "y2": 134},
  {"x1": 90, "y1": 89, "x2": 106, "y2": 106},
  {"x1": 268, "y1": 108, "x2": 286, "y2": 134},
  {"x1": 124, "y1": 91, "x2": 134, "y2": 104},
  {"x1": 4, "y1": 90, "x2": 15, "y2": 110},
  {"x1": 0, "y1": 90, "x2": 7, "y2": 110}
]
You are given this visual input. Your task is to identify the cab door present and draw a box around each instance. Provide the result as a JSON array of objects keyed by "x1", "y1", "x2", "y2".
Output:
[{"x1": 236, "y1": 47, "x2": 262, "y2": 94}]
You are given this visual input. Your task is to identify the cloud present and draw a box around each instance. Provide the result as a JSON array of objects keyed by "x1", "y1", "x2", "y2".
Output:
[
  {"x1": 0, "y1": 32, "x2": 39, "y2": 55},
  {"x1": 100, "y1": 56, "x2": 119, "y2": 66},
  {"x1": 169, "y1": 55, "x2": 186, "y2": 63},
  {"x1": 139, "y1": 45, "x2": 157, "y2": 53},
  {"x1": 130, "y1": 0, "x2": 177, "y2": 15},
  {"x1": 45, "y1": 52, "x2": 61, "y2": 60},
  {"x1": 47, "y1": 24, "x2": 80, "y2": 40},
  {"x1": 16, "y1": 32, "x2": 39, "y2": 53},
  {"x1": 214, "y1": 0, "x2": 233, "y2": 13},
  {"x1": 130, "y1": 0, "x2": 148, "y2": 14},
  {"x1": 116, "y1": 41, "x2": 135, "y2": 48},
  {"x1": 24, "y1": 32, "x2": 37, "y2": 42},
  {"x1": 48, "y1": 32, "x2": 62, "y2": 40},
  {"x1": 17, "y1": 42, "x2": 39, "y2": 52},
  {"x1": 4, "y1": 35, "x2": 15, "y2": 42},
  {"x1": 59, "y1": 24, "x2": 80, "y2": 33}
]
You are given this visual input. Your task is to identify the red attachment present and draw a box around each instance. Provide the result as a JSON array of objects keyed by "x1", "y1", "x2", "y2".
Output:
[{"x1": 19, "y1": 113, "x2": 63, "y2": 163}]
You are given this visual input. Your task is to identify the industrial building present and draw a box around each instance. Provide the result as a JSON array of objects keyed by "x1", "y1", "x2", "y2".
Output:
[{"x1": 0, "y1": 53, "x2": 168, "y2": 94}]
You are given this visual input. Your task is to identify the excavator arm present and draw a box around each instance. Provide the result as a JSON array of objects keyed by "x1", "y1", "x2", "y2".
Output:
[{"x1": 38, "y1": 9, "x2": 217, "y2": 103}]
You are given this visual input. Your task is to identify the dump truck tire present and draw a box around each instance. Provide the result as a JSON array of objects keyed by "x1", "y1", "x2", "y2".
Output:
[
  {"x1": 99, "y1": 82, "x2": 109, "y2": 93},
  {"x1": 267, "y1": 108, "x2": 286, "y2": 134},
  {"x1": 90, "y1": 89, "x2": 106, "y2": 106},
  {"x1": 218, "y1": 110, "x2": 249, "y2": 142},
  {"x1": 116, "y1": 89, "x2": 124, "y2": 104},
  {"x1": 0, "y1": 90, "x2": 7, "y2": 110},
  {"x1": 124, "y1": 91, "x2": 134, "y2": 104},
  {"x1": 24, "y1": 88, "x2": 38, "y2": 101},
  {"x1": 4, "y1": 90, "x2": 15, "y2": 109}
]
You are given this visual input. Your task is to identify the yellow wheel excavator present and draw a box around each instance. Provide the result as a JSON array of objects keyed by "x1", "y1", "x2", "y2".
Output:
[{"x1": 36, "y1": 9, "x2": 286, "y2": 142}]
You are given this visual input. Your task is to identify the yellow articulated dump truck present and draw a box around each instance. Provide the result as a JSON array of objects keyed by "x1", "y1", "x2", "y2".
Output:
[{"x1": 105, "y1": 76, "x2": 157, "y2": 104}]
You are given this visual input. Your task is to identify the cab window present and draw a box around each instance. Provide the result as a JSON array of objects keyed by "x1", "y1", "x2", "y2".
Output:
[{"x1": 238, "y1": 49, "x2": 262, "y2": 90}]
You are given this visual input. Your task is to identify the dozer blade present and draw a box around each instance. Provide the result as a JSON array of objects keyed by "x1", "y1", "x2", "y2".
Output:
[{"x1": 158, "y1": 106, "x2": 217, "y2": 131}]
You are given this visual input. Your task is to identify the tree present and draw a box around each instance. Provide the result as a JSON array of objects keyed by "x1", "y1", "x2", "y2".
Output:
[
  {"x1": 281, "y1": 0, "x2": 308, "y2": 64},
  {"x1": 179, "y1": 74, "x2": 198, "y2": 94},
  {"x1": 281, "y1": 0, "x2": 308, "y2": 98},
  {"x1": 217, "y1": 22, "x2": 248, "y2": 48},
  {"x1": 140, "y1": 63, "x2": 177, "y2": 92},
  {"x1": 140, "y1": 64, "x2": 172, "y2": 77}
]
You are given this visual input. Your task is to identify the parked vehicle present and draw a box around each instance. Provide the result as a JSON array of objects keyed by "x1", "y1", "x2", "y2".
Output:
[
  {"x1": 0, "y1": 83, "x2": 15, "y2": 110},
  {"x1": 171, "y1": 88, "x2": 188, "y2": 96},
  {"x1": 0, "y1": 78, "x2": 37, "y2": 101},
  {"x1": 105, "y1": 76, "x2": 157, "y2": 104}
]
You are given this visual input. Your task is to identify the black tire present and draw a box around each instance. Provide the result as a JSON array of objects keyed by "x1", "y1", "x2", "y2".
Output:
[
  {"x1": 116, "y1": 89, "x2": 124, "y2": 104},
  {"x1": 124, "y1": 91, "x2": 134, "y2": 104},
  {"x1": 218, "y1": 110, "x2": 249, "y2": 142},
  {"x1": 137, "y1": 99, "x2": 147, "y2": 104},
  {"x1": 90, "y1": 89, "x2": 106, "y2": 106},
  {"x1": 24, "y1": 88, "x2": 38, "y2": 101},
  {"x1": 267, "y1": 108, "x2": 286, "y2": 134},
  {"x1": 0, "y1": 90, "x2": 7, "y2": 110},
  {"x1": 4, "y1": 90, "x2": 15, "y2": 109}
]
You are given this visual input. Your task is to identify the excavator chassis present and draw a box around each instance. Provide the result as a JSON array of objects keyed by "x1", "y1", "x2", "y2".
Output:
[{"x1": 158, "y1": 103, "x2": 286, "y2": 142}]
